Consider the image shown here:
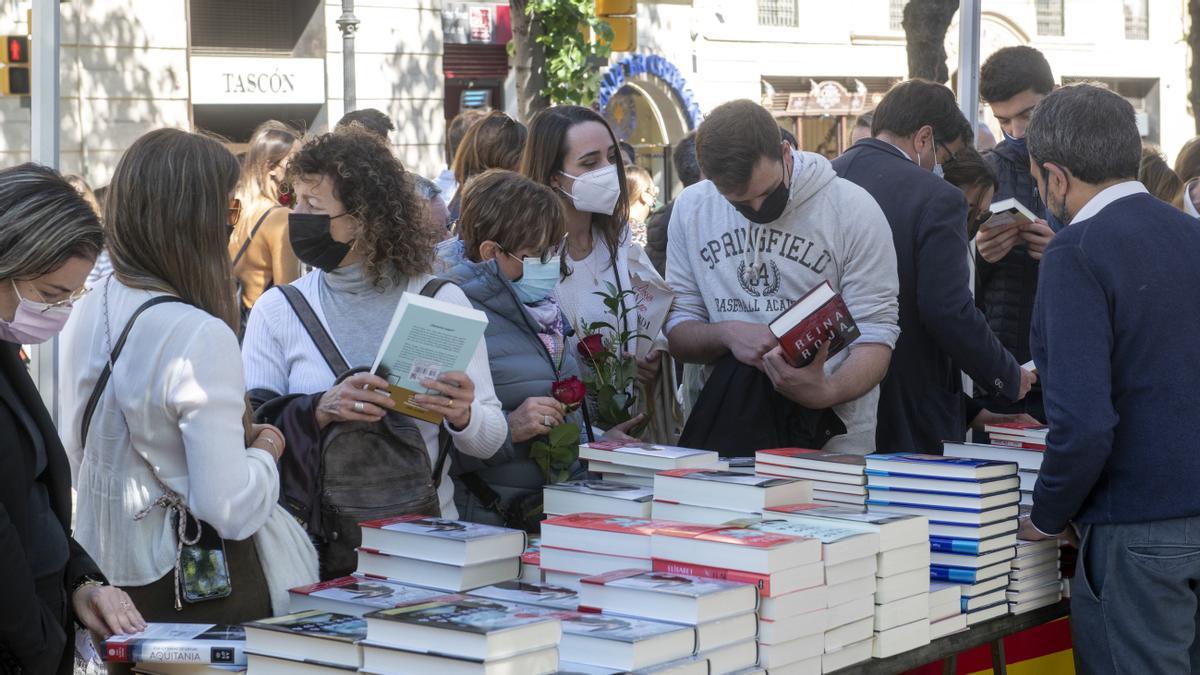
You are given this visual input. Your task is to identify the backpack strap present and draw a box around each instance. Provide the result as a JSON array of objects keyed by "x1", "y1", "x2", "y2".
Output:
[
  {"x1": 81, "y1": 295, "x2": 186, "y2": 444},
  {"x1": 419, "y1": 277, "x2": 451, "y2": 299},
  {"x1": 232, "y1": 206, "x2": 280, "y2": 269},
  {"x1": 279, "y1": 284, "x2": 350, "y2": 377}
]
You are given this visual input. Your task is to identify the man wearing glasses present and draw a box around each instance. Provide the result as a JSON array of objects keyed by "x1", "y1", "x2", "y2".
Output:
[{"x1": 832, "y1": 79, "x2": 1034, "y2": 454}]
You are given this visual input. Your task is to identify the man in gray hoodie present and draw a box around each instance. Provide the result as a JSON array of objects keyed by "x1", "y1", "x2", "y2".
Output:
[{"x1": 666, "y1": 100, "x2": 900, "y2": 453}]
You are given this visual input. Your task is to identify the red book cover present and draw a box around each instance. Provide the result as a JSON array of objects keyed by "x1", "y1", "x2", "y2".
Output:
[
  {"x1": 769, "y1": 281, "x2": 860, "y2": 367},
  {"x1": 757, "y1": 448, "x2": 822, "y2": 458},
  {"x1": 290, "y1": 575, "x2": 362, "y2": 595},
  {"x1": 541, "y1": 513, "x2": 689, "y2": 536},
  {"x1": 985, "y1": 422, "x2": 1048, "y2": 433},
  {"x1": 104, "y1": 643, "x2": 130, "y2": 663},
  {"x1": 654, "y1": 524, "x2": 803, "y2": 549},
  {"x1": 651, "y1": 559, "x2": 776, "y2": 596},
  {"x1": 579, "y1": 569, "x2": 647, "y2": 586},
  {"x1": 764, "y1": 503, "x2": 826, "y2": 515},
  {"x1": 990, "y1": 439, "x2": 1046, "y2": 451}
]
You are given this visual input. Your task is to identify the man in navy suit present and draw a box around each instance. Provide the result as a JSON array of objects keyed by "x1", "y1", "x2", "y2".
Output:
[{"x1": 832, "y1": 79, "x2": 1033, "y2": 454}]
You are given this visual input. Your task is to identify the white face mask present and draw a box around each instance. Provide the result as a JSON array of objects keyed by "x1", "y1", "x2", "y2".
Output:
[{"x1": 559, "y1": 164, "x2": 621, "y2": 216}]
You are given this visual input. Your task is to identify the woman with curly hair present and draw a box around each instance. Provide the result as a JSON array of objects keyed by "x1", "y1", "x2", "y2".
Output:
[{"x1": 241, "y1": 129, "x2": 506, "y2": 565}]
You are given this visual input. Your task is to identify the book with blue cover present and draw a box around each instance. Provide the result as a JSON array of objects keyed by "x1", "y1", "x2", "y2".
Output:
[
  {"x1": 929, "y1": 531, "x2": 1017, "y2": 555},
  {"x1": 930, "y1": 560, "x2": 1013, "y2": 584},
  {"x1": 865, "y1": 473, "x2": 1020, "y2": 495},
  {"x1": 865, "y1": 454, "x2": 1017, "y2": 481},
  {"x1": 866, "y1": 487, "x2": 1020, "y2": 511},
  {"x1": 863, "y1": 502, "x2": 1019, "y2": 525}
]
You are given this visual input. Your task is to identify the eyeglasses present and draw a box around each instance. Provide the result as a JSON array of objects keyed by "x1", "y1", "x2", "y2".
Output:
[
  {"x1": 228, "y1": 198, "x2": 243, "y2": 228},
  {"x1": 502, "y1": 247, "x2": 558, "y2": 265},
  {"x1": 17, "y1": 280, "x2": 90, "y2": 313}
]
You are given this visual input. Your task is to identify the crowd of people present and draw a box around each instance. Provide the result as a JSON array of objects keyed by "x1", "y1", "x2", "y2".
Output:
[{"x1": 1, "y1": 43, "x2": 1198, "y2": 673}]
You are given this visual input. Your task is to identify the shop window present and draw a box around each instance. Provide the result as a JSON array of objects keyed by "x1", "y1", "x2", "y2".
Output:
[
  {"x1": 1036, "y1": 0, "x2": 1064, "y2": 37},
  {"x1": 757, "y1": 0, "x2": 798, "y2": 28},
  {"x1": 1124, "y1": 0, "x2": 1149, "y2": 40},
  {"x1": 190, "y1": 0, "x2": 322, "y2": 54}
]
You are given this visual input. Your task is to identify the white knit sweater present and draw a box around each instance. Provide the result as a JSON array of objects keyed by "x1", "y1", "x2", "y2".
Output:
[{"x1": 241, "y1": 270, "x2": 508, "y2": 519}]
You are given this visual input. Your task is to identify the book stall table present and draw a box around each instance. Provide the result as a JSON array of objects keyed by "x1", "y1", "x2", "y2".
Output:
[{"x1": 830, "y1": 600, "x2": 1070, "y2": 675}]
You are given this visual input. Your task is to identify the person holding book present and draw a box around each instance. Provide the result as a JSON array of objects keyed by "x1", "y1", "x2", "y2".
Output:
[
  {"x1": 229, "y1": 120, "x2": 302, "y2": 326},
  {"x1": 1019, "y1": 84, "x2": 1200, "y2": 672},
  {"x1": 665, "y1": 99, "x2": 900, "y2": 454},
  {"x1": 974, "y1": 46, "x2": 1059, "y2": 423},
  {"x1": 242, "y1": 128, "x2": 507, "y2": 525},
  {"x1": 59, "y1": 130, "x2": 299, "y2": 633},
  {"x1": 831, "y1": 79, "x2": 1033, "y2": 454},
  {"x1": 0, "y1": 164, "x2": 148, "y2": 675}
]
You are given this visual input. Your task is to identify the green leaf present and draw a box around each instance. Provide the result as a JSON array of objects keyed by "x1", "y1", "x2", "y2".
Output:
[{"x1": 549, "y1": 422, "x2": 580, "y2": 447}]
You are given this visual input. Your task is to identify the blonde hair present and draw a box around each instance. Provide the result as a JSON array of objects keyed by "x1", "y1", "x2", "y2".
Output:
[
  {"x1": 1140, "y1": 146, "x2": 1184, "y2": 209},
  {"x1": 236, "y1": 120, "x2": 299, "y2": 206}
]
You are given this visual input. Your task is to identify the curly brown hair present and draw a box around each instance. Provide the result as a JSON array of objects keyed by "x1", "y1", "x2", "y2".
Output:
[{"x1": 287, "y1": 128, "x2": 434, "y2": 286}]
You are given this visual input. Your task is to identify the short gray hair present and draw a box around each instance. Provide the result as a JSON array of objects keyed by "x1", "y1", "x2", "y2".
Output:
[
  {"x1": 412, "y1": 174, "x2": 442, "y2": 201},
  {"x1": 0, "y1": 163, "x2": 103, "y2": 281},
  {"x1": 1026, "y1": 84, "x2": 1141, "y2": 184}
]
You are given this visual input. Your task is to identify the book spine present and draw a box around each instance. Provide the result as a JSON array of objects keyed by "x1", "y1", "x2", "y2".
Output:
[
  {"x1": 929, "y1": 537, "x2": 981, "y2": 554},
  {"x1": 990, "y1": 439, "x2": 1047, "y2": 450},
  {"x1": 651, "y1": 559, "x2": 773, "y2": 596},
  {"x1": 105, "y1": 642, "x2": 244, "y2": 665},
  {"x1": 930, "y1": 567, "x2": 978, "y2": 584}
]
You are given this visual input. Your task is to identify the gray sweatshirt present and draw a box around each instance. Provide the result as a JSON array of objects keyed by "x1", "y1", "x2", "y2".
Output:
[{"x1": 666, "y1": 149, "x2": 900, "y2": 452}]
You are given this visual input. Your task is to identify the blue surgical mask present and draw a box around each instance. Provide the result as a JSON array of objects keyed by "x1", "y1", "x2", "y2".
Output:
[
  {"x1": 933, "y1": 162, "x2": 944, "y2": 179},
  {"x1": 433, "y1": 236, "x2": 465, "y2": 269},
  {"x1": 1002, "y1": 129, "x2": 1028, "y2": 156},
  {"x1": 510, "y1": 255, "x2": 562, "y2": 304}
]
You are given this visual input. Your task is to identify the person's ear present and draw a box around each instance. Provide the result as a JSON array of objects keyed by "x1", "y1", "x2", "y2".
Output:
[
  {"x1": 917, "y1": 125, "x2": 936, "y2": 153},
  {"x1": 478, "y1": 240, "x2": 502, "y2": 262},
  {"x1": 1044, "y1": 162, "x2": 1070, "y2": 195}
]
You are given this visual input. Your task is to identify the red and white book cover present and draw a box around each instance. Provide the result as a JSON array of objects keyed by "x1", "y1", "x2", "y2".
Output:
[
  {"x1": 983, "y1": 422, "x2": 1048, "y2": 440},
  {"x1": 651, "y1": 559, "x2": 778, "y2": 596},
  {"x1": 768, "y1": 280, "x2": 861, "y2": 367},
  {"x1": 654, "y1": 524, "x2": 802, "y2": 549},
  {"x1": 541, "y1": 513, "x2": 687, "y2": 537},
  {"x1": 990, "y1": 437, "x2": 1047, "y2": 451},
  {"x1": 656, "y1": 468, "x2": 795, "y2": 487},
  {"x1": 756, "y1": 448, "x2": 822, "y2": 460}
]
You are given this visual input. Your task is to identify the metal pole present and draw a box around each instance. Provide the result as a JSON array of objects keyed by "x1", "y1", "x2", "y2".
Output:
[
  {"x1": 956, "y1": 0, "x2": 982, "y2": 134},
  {"x1": 29, "y1": 0, "x2": 62, "y2": 420},
  {"x1": 337, "y1": 0, "x2": 360, "y2": 113}
]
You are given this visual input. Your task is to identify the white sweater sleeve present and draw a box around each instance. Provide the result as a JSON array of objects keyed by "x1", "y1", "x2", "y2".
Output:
[
  {"x1": 241, "y1": 288, "x2": 290, "y2": 395},
  {"x1": 168, "y1": 318, "x2": 280, "y2": 540},
  {"x1": 432, "y1": 283, "x2": 507, "y2": 459},
  {"x1": 838, "y1": 188, "x2": 901, "y2": 348},
  {"x1": 665, "y1": 194, "x2": 709, "y2": 334}
]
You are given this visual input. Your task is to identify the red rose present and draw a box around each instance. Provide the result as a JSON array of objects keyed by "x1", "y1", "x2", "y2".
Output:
[
  {"x1": 278, "y1": 192, "x2": 293, "y2": 206},
  {"x1": 577, "y1": 334, "x2": 606, "y2": 363},
  {"x1": 552, "y1": 376, "x2": 587, "y2": 407}
]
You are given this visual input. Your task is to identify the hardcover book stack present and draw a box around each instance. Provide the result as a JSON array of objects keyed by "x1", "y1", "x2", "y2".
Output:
[
  {"x1": 578, "y1": 570, "x2": 761, "y2": 673},
  {"x1": 764, "y1": 504, "x2": 932, "y2": 659},
  {"x1": 579, "y1": 440, "x2": 724, "y2": 488},
  {"x1": 244, "y1": 610, "x2": 366, "y2": 674},
  {"x1": 865, "y1": 454, "x2": 1020, "y2": 626},
  {"x1": 944, "y1": 422, "x2": 1047, "y2": 508},
  {"x1": 544, "y1": 479, "x2": 655, "y2": 518},
  {"x1": 754, "y1": 450, "x2": 869, "y2": 510},
  {"x1": 104, "y1": 624, "x2": 247, "y2": 674},
  {"x1": 359, "y1": 594, "x2": 562, "y2": 674},
  {"x1": 927, "y1": 582, "x2": 967, "y2": 639},
  {"x1": 539, "y1": 513, "x2": 689, "y2": 585},
  {"x1": 649, "y1": 523, "x2": 825, "y2": 673},
  {"x1": 353, "y1": 515, "x2": 526, "y2": 592},
  {"x1": 744, "y1": 519, "x2": 880, "y2": 671},
  {"x1": 652, "y1": 469, "x2": 812, "y2": 525},
  {"x1": 1007, "y1": 538, "x2": 1063, "y2": 614}
]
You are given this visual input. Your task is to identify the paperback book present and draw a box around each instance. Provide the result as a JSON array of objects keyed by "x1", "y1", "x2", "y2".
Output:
[{"x1": 103, "y1": 625, "x2": 246, "y2": 665}]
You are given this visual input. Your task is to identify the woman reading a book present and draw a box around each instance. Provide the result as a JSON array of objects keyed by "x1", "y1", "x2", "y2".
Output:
[
  {"x1": 241, "y1": 129, "x2": 507, "y2": 541},
  {"x1": 0, "y1": 164, "x2": 147, "y2": 674}
]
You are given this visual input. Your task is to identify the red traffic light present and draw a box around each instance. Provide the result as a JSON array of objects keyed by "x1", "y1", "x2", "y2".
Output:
[{"x1": 4, "y1": 36, "x2": 29, "y2": 65}]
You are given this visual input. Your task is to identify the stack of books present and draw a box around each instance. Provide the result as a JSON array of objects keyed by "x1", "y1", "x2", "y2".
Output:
[
  {"x1": 865, "y1": 454, "x2": 1020, "y2": 626},
  {"x1": 544, "y1": 480, "x2": 654, "y2": 518},
  {"x1": 353, "y1": 515, "x2": 526, "y2": 591},
  {"x1": 649, "y1": 523, "x2": 825, "y2": 673},
  {"x1": 539, "y1": 513, "x2": 688, "y2": 585},
  {"x1": 945, "y1": 424, "x2": 1046, "y2": 508},
  {"x1": 579, "y1": 441, "x2": 723, "y2": 488},
  {"x1": 468, "y1": 579, "x2": 582, "y2": 611},
  {"x1": 103, "y1": 624, "x2": 246, "y2": 673},
  {"x1": 745, "y1": 519, "x2": 880, "y2": 670},
  {"x1": 1007, "y1": 538, "x2": 1063, "y2": 614},
  {"x1": 359, "y1": 595, "x2": 562, "y2": 673},
  {"x1": 764, "y1": 504, "x2": 932, "y2": 659},
  {"x1": 754, "y1": 449, "x2": 868, "y2": 510},
  {"x1": 652, "y1": 469, "x2": 811, "y2": 525},
  {"x1": 578, "y1": 569, "x2": 761, "y2": 672},
  {"x1": 521, "y1": 536, "x2": 543, "y2": 583},
  {"x1": 928, "y1": 582, "x2": 967, "y2": 639},
  {"x1": 244, "y1": 610, "x2": 366, "y2": 674},
  {"x1": 288, "y1": 575, "x2": 444, "y2": 616}
]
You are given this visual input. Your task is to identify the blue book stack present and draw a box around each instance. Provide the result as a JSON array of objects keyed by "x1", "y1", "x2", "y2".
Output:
[{"x1": 864, "y1": 454, "x2": 1020, "y2": 626}]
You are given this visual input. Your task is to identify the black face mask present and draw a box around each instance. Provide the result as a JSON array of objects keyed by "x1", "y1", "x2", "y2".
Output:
[
  {"x1": 732, "y1": 155, "x2": 791, "y2": 224},
  {"x1": 288, "y1": 212, "x2": 352, "y2": 273}
]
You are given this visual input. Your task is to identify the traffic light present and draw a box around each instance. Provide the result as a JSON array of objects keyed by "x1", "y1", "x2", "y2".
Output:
[
  {"x1": 596, "y1": 0, "x2": 636, "y2": 53},
  {"x1": 1, "y1": 35, "x2": 30, "y2": 96}
]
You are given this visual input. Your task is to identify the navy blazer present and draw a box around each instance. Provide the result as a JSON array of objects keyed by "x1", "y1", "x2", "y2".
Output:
[{"x1": 832, "y1": 139, "x2": 1020, "y2": 453}]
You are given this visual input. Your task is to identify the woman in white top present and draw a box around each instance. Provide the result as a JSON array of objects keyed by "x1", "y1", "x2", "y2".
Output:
[
  {"x1": 521, "y1": 107, "x2": 665, "y2": 419},
  {"x1": 60, "y1": 129, "x2": 287, "y2": 627},
  {"x1": 242, "y1": 129, "x2": 507, "y2": 575}
]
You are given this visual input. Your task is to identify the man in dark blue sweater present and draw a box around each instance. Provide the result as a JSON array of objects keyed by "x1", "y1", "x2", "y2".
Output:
[{"x1": 1022, "y1": 84, "x2": 1200, "y2": 673}]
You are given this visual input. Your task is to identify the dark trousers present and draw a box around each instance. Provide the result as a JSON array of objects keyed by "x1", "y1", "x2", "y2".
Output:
[{"x1": 1073, "y1": 514, "x2": 1200, "y2": 674}]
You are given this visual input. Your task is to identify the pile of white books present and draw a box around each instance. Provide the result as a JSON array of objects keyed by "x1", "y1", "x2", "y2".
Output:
[
  {"x1": 755, "y1": 449, "x2": 868, "y2": 510},
  {"x1": 746, "y1": 519, "x2": 879, "y2": 670},
  {"x1": 288, "y1": 575, "x2": 444, "y2": 616},
  {"x1": 539, "y1": 513, "x2": 687, "y2": 585},
  {"x1": 865, "y1": 454, "x2": 1020, "y2": 626},
  {"x1": 649, "y1": 523, "x2": 824, "y2": 673},
  {"x1": 765, "y1": 504, "x2": 932, "y2": 659},
  {"x1": 652, "y1": 469, "x2": 811, "y2": 525},
  {"x1": 359, "y1": 594, "x2": 562, "y2": 674},
  {"x1": 521, "y1": 536, "x2": 543, "y2": 583},
  {"x1": 545, "y1": 480, "x2": 654, "y2": 518},
  {"x1": 353, "y1": 515, "x2": 525, "y2": 591},
  {"x1": 928, "y1": 582, "x2": 967, "y2": 639},
  {"x1": 579, "y1": 440, "x2": 723, "y2": 488},
  {"x1": 244, "y1": 610, "x2": 366, "y2": 674},
  {"x1": 945, "y1": 425, "x2": 1046, "y2": 509},
  {"x1": 1007, "y1": 539, "x2": 1062, "y2": 614}
]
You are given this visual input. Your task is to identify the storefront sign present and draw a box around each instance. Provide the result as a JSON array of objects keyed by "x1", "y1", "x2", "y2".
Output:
[
  {"x1": 189, "y1": 57, "x2": 325, "y2": 105},
  {"x1": 598, "y1": 54, "x2": 702, "y2": 130}
]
